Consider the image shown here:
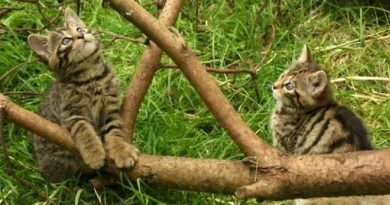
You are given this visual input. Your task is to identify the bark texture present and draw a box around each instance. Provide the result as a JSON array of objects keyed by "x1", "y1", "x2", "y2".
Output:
[
  {"x1": 109, "y1": 0, "x2": 277, "y2": 159},
  {"x1": 121, "y1": 0, "x2": 184, "y2": 142},
  {"x1": 1, "y1": 0, "x2": 389, "y2": 200},
  {"x1": 0, "y1": 93, "x2": 76, "y2": 152},
  {"x1": 1, "y1": 92, "x2": 390, "y2": 199}
]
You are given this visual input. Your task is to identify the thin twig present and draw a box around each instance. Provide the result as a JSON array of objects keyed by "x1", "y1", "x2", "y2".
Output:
[
  {"x1": 205, "y1": 67, "x2": 256, "y2": 76},
  {"x1": 0, "y1": 58, "x2": 39, "y2": 82},
  {"x1": 95, "y1": 29, "x2": 145, "y2": 47},
  {"x1": 331, "y1": 76, "x2": 390, "y2": 83},
  {"x1": 15, "y1": 0, "x2": 36, "y2": 3},
  {"x1": 0, "y1": 7, "x2": 23, "y2": 16},
  {"x1": 230, "y1": 77, "x2": 254, "y2": 89},
  {"x1": 35, "y1": 0, "x2": 49, "y2": 26},
  {"x1": 161, "y1": 64, "x2": 256, "y2": 76},
  {"x1": 318, "y1": 33, "x2": 390, "y2": 52},
  {"x1": 16, "y1": 0, "x2": 73, "y2": 7},
  {"x1": 142, "y1": 1, "x2": 157, "y2": 7},
  {"x1": 3, "y1": 91, "x2": 43, "y2": 96},
  {"x1": 5, "y1": 8, "x2": 62, "y2": 34},
  {"x1": 162, "y1": 63, "x2": 259, "y2": 101}
]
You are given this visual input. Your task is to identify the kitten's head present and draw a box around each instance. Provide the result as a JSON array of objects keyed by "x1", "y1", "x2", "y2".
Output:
[
  {"x1": 272, "y1": 45, "x2": 332, "y2": 111},
  {"x1": 28, "y1": 8, "x2": 100, "y2": 71}
]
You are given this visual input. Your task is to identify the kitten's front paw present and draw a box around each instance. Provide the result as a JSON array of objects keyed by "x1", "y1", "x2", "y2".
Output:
[
  {"x1": 80, "y1": 142, "x2": 106, "y2": 170},
  {"x1": 105, "y1": 136, "x2": 139, "y2": 168}
]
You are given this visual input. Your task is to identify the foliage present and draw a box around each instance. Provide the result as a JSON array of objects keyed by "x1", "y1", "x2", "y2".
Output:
[{"x1": 0, "y1": 0, "x2": 389, "y2": 204}]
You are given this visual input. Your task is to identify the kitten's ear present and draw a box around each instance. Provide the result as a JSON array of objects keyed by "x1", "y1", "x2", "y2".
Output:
[
  {"x1": 28, "y1": 34, "x2": 50, "y2": 60},
  {"x1": 64, "y1": 7, "x2": 85, "y2": 27},
  {"x1": 48, "y1": 31, "x2": 62, "y2": 46},
  {"x1": 307, "y1": 70, "x2": 328, "y2": 97},
  {"x1": 298, "y1": 44, "x2": 313, "y2": 63}
]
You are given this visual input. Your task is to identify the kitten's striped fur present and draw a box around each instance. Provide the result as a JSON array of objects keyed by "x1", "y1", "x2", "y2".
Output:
[
  {"x1": 28, "y1": 8, "x2": 139, "y2": 182},
  {"x1": 271, "y1": 45, "x2": 372, "y2": 155}
]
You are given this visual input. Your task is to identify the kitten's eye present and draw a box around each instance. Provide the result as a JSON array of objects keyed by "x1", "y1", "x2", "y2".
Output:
[
  {"x1": 76, "y1": 27, "x2": 85, "y2": 33},
  {"x1": 62, "y1": 37, "x2": 72, "y2": 45},
  {"x1": 284, "y1": 82, "x2": 294, "y2": 91}
]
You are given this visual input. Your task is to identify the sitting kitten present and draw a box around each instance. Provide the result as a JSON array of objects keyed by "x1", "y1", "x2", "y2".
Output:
[
  {"x1": 28, "y1": 8, "x2": 139, "y2": 182},
  {"x1": 271, "y1": 45, "x2": 376, "y2": 204},
  {"x1": 270, "y1": 45, "x2": 373, "y2": 154}
]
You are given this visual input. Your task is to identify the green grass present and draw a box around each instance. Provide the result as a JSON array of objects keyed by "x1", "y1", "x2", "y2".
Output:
[{"x1": 0, "y1": 0, "x2": 389, "y2": 204}]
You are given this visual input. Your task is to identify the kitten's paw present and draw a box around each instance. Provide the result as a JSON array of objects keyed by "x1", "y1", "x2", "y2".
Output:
[
  {"x1": 105, "y1": 136, "x2": 139, "y2": 168},
  {"x1": 80, "y1": 143, "x2": 106, "y2": 170}
]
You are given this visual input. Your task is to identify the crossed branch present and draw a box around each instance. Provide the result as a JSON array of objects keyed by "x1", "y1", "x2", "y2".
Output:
[{"x1": 0, "y1": 0, "x2": 389, "y2": 200}]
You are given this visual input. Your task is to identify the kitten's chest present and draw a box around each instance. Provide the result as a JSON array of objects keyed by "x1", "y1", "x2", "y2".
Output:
[
  {"x1": 68, "y1": 79, "x2": 118, "y2": 120},
  {"x1": 271, "y1": 110, "x2": 303, "y2": 152}
]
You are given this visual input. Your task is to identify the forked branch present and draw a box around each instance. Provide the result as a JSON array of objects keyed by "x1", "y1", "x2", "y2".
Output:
[
  {"x1": 1, "y1": 92, "x2": 390, "y2": 199},
  {"x1": 108, "y1": 0, "x2": 390, "y2": 199},
  {"x1": 120, "y1": 0, "x2": 185, "y2": 142},
  {"x1": 109, "y1": 0, "x2": 277, "y2": 159}
]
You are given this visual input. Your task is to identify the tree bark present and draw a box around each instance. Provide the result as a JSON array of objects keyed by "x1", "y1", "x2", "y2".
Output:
[
  {"x1": 121, "y1": 0, "x2": 184, "y2": 142},
  {"x1": 2, "y1": 0, "x2": 390, "y2": 200},
  {"x1": 109, "y1": 0, "x2": 277, "y2": 159},
  {"x1": 2, "y1": 92, "x2": 390, "y2": 199},
  {"x1": 0, "y1": 93, "x2": 76, "y2": 152}
]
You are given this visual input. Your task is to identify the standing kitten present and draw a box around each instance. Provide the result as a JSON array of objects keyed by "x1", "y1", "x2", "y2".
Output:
[
  {"x1": 270, "y1": 45, "x2": 372, "y2": 155},
  {"x1": 28, "y1": 8, "x2": 139, "y2": 182}
]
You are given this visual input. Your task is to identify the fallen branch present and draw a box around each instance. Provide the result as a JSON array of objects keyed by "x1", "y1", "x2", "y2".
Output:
[
  {"x1": 110, "y1": 0, "x2": 276, "y2": 159},
  {"x1": 1, "y1": 93, "x2": 390, "y2": 199},
  {"x1": 108, "y1": 0, "x2": 390, "y2": 199},
  {"x1": 0, "y1": 58, "x2": 39, "y2": 83},
  {"x1": 235, "y1": 152, "x2": 390, "y2": 199},
  {"x1": 0, "y1": 93, "x2": 76, "y2": 152},
  {"x1": 120, "y1": 0, "x2": 184, "y2": 142},
  {"x1": 160, "y1": 64, "x2": 256, "y2": 76},
  {"x1": 3, "y1": 91, "x2": 43, "y2": 97},
  {"x1": 331, "y1": 76, "x2": 390, "y2": 83},
  {"x1": 95, "y1": 29, "x2": 145, "y2": 48}
]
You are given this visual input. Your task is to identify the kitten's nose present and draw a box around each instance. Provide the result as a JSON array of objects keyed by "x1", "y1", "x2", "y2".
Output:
[
  {"x1": 76, "y1": 34, "x2": 84, "y2": 39},
  {"x1": 272, "y1": 84, "x2": 277, "y2": 90}
]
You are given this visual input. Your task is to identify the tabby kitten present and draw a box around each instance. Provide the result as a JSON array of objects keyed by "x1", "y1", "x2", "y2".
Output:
[
  {"x1": 28, "y1": 8, "x2": 139, "y2": 182},
  {"x1": 270, "y1": 45, "x2": 373, "y2": 155}
]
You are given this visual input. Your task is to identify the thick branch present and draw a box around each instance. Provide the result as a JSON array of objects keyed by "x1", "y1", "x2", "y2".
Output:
[
  {"x1": 1, "y1": 92, "x2": 390, "y2": 199},
  {"x1": 236, "y1": 151, "x2": 390, "y2": 199},
  {"x1": 0, "y1": 93, "x2": 76, "y2": 152},
  {"x1": 127, "y1": 154, "x2": 255, "y2": 193},
  {"x1": 109, "y1": 0, "x2": 276, "y2": 159},
  {"x1": 120, "y1": 0, "x2": 184, "y2": 142}
]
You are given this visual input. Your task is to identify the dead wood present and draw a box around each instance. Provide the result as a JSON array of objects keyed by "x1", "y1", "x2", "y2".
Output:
[
  {"x1": 108, "y1": 0, "x2": 390, "y2": 199},
  {"x1": 160, "y1": 64, "x2": 257, "y2": 76},
  {"x1": 1, "y1": 89, "x2": 390, "y2": 199},
  {"x1": 1, "y1": 0, "x2": 390, "y2": 201},
  {"x1": 109, "y1": 0, "x2": 277, "y2": 159},
  {"x1": 120, "y1": 0, "x2": 185, "y2": 142},
  {"x1": 0, "y1": 93, "x2": 76, "y2": 152}
]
